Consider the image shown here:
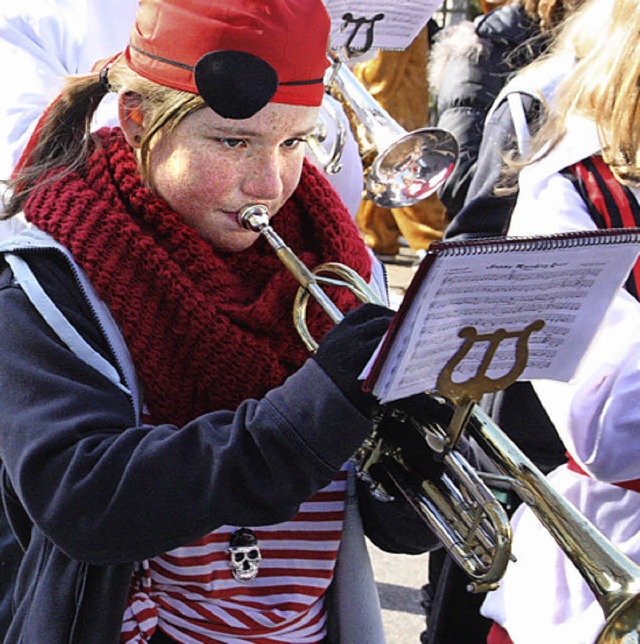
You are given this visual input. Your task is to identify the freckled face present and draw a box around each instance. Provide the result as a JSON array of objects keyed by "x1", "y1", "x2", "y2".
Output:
[{"x1": 148, "y1": 103, "x2": 320, "y2": 253}]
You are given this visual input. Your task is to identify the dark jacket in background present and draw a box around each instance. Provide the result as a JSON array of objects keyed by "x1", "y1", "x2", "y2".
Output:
[
  {"x1": 444, "y1": 92, "x2": 543, "y2": 241},
  {"x1": 430, "y1": 3, "x2": 549, "y2": 218}
]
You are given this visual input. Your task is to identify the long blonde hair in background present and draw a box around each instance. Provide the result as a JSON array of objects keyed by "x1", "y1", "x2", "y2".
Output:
[{"x1": 526, "y1": 0, "x2": 640, "y2": 184}]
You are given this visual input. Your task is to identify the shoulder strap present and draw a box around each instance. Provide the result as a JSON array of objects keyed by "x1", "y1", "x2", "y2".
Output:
[
  {"x1": 564, "y1": 155, "x2": 640, "y2": 300},
  {"x1": 0, "y1": 229, "x2": 142, "y2": 422},
  {"x1": 506, "y1": 92, "x2": 532, "y2": 157}
]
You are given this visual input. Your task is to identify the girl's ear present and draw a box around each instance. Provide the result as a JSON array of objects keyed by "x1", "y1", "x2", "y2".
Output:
[{"x1": 119, "y1": 91, "x2": 146, "y2": 148}]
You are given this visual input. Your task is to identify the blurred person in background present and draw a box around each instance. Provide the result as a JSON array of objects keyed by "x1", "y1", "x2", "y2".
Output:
[{"x1": 429, "y1": 0, "x2": 581, "y2": 222}]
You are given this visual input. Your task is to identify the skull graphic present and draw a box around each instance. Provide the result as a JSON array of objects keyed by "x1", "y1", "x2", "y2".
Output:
[{"x1": 228, "y1": 528, "x2": 262, "y2": 582}]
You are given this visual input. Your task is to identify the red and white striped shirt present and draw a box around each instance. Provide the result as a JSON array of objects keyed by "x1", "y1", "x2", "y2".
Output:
[{"x1": 121, "y1": 467, "x2": 347, "y2": 643}]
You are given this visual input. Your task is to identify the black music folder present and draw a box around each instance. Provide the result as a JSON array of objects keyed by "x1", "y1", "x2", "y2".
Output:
[{"x1": 362, "y1": 229, "x2": 640, "y2": 403}]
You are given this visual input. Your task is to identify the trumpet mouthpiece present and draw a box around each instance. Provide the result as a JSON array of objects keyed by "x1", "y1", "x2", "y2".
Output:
[{"x1": 239, "y1": 205, "x2": 270, "y2": 232}]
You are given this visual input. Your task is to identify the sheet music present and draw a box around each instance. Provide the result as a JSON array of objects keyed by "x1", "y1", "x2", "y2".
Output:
[
  {"x1": 363, "y1": 234, "x2": 640, "y2": 404},
  {"x1": 323, "y1": 0, "x2": 442, "y2": 52}
]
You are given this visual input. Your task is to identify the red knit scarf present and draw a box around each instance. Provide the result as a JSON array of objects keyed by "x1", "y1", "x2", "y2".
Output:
[{"x1": 24, "y1": 128, "x2": 372, "y2": 426}]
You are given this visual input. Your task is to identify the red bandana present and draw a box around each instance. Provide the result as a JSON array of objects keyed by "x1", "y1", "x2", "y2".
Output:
[{"x1": 24, "y1": 128, "x2": 372, "y2": 426}]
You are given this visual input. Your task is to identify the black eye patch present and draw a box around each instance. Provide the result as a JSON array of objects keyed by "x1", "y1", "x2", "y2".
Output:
[{"x1": 194, "y1": 50, "x2": 278, "y2": 120}]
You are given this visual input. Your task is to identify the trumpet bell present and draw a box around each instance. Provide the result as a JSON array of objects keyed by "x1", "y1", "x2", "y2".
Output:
[
  {"x1": 325, "y1": 58, "x2": 459, "y2": 209},
  {"x1": 366, "y1": 127, "x2": 458, "y2": 208}
]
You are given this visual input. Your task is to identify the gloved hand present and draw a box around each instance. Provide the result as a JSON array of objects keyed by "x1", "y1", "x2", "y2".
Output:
[
  {"x1": 372, "y1": 395, "x2": 454, "y2": 482},
  {"x1": 314, "y1": 303, "x2": 394, "y2": 416}
]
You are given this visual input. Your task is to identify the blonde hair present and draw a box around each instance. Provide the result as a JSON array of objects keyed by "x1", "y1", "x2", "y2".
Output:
[
  {"x1": 520, "y1": 0, "x2": 640, "y2": 185},
  {"x1": 3, "y1": 56, "x2": 205, "y2": 217}
]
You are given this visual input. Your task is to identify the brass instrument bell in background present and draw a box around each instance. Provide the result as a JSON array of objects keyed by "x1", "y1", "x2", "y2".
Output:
[{"x1": 308, "y1": 53, "x2": 458, "y2": 209}]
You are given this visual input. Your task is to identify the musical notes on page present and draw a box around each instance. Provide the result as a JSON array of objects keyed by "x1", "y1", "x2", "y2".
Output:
[{"x1": 362, "y1": 230, "x2": 640, "y2": 404}]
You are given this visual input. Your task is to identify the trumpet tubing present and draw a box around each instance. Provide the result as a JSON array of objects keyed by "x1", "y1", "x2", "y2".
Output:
[
  {"x1": 354, "y1": 406, "x2": 512, "y2": 592},
  {"x1": 238, "y1": 204, "x2": 384, "y2": 351},
  {"x1": 468, "y1": 405, "x2": 640, "y2": 642}
]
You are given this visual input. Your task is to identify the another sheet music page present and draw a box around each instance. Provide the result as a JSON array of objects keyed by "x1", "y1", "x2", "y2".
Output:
[
  {"x1": 363, "y1": 230, "x2": 640, "y2": 404},
  {"x1": 324, "y1": 0, "x2": 442, "y2": 52}
]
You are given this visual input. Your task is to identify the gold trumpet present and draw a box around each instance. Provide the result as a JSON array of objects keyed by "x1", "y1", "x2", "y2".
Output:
[{"x1": 239, "y1": 203, "x2": 640, "y2": 642}]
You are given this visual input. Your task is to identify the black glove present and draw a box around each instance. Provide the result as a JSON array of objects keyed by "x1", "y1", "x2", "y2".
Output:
[
  {"x1": 314, "y1": 303, "x2": 394, "y2": 415},
  {"x1": 372, "y1": 395, "x2": 454, "y2": 482}
]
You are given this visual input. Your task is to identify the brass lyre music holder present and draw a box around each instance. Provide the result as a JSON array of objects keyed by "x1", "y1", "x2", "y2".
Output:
[{"x1": 432, "y1": 319, "x2": 546, "y2": 453}]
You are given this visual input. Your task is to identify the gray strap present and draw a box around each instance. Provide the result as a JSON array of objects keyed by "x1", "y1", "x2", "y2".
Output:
[
  {"x1": 5, "y1": 253, "x2": 132, "y2": 397},
  {"x1": 507, "y1": 92, "x2": 532, "y2": 157},
  {"x1": 327, "y1": 461, "x2": 386, "y2": 643}
]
